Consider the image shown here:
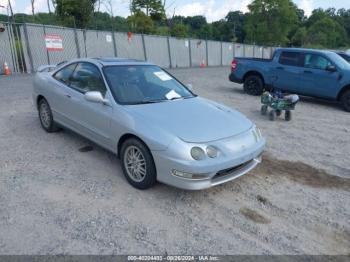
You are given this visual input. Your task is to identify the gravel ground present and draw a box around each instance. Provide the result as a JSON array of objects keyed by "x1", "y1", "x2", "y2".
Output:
[{"x1": 0, "y1": 67, "x2": 349, "y2": 255}]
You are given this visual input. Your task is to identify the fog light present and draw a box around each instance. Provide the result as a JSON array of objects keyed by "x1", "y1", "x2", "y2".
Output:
[{"x1": 172, "y1": 170, "x2": 208, "y2": 180}]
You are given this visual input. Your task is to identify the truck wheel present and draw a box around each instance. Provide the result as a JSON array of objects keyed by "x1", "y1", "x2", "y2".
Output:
[
  {"x1": 341, "y1": 90, "x2": 350, "y2": 112},
  {"x1": 285, "y1": 110, "x2": 292, "y2": 121},
  {"x1": 261, "y1": 105, "x2": 268, "y2": 115},
  {"x1": 244, "y1": 75, "x2": 264, "y2": 96},
  {"x1": 269, "y1": 110, "x2": 276, "y2": 121}
]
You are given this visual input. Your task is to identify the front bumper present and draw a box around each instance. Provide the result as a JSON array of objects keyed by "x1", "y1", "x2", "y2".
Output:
[{"x1": 152, "y1": 138, "x2": 265, "y2": 190}]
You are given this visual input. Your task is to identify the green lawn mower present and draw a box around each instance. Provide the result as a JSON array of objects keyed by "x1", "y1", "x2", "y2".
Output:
[{"x1": 260, "y1": 90, "x2": 299, "y2": 121}]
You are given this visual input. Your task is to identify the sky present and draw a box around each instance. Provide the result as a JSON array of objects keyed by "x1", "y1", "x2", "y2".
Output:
[{"x1": 0, "y1": 0, "x2": 350, "y2": 22}]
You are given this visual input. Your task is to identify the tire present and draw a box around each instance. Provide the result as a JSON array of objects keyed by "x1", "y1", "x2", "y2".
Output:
[
  {"x1": 269, "y1": 110, "x2": 276, "y2": 121},
  {"x1": 243, "y1": 75, "x2": 264, "y2": 96},
  {"x1": 340, "y1": 90, "x2": 350, "y2": 112},
  {"x1": 38, "y1": 98, "x2": 59, "y2": 133},
  {"x1": 261, "y1": 105, "x2": 268, "y2": 115},
  {"x1": 276, "y1": 109, "x2": 282, "y2": 117},
  {"x1": 120, "y1": 138, "x2": 157, "y2": 189},
  {"x1": 285, "y1": 110, "x2": 292, "y2": 121}
]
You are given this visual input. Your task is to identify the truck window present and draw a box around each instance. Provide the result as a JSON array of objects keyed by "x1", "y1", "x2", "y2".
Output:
[
  {"x1": 304, "y1": 54, "x2": 332, "y2": 70},
  {"x1": 279, "y1": 52, "x2": 301, "y2": 66}
]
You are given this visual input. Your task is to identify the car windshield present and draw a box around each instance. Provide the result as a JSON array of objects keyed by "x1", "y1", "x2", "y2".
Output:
[
  {"x1": 328, "y1": 52, "x2": 350, "y2": 69},
  {"x1": 103, "y1": 65, "x2": 195, "y2": 105}
]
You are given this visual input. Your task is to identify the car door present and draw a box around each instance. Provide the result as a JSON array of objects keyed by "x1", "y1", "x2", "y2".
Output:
[
  {"x1": 50, "y1": 63, "x2": 78, "y2": 125},
  {"x1": 300, "y1": 53, "x2": 340, "y2": 98},
  {"x1": 63, "y1": 62, "x2": 113, "y2": 148},
  {"x1": 273, "y1": 51, "x2": 303, "y2": 93}
]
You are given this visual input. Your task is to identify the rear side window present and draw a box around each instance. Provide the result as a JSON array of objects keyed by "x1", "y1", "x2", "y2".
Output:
[
  {"x1": 279, "y1": 52, "x2": 302, "y2": 67},
  {"x1": 53, "y1": 63, "x2": 77, "y2": 84}
]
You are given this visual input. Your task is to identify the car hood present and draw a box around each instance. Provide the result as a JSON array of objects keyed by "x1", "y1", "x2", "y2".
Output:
[{"x1": 125, "y1": 97, "x2": 253, "y2": 143}]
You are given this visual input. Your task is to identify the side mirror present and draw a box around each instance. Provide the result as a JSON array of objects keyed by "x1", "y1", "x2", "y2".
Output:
[
  {"x1": 187, "y1": 84, "x2": 193, "y2": 91},
  {"x1": 85, "y1": 91, "x2": 109, "y2": 104},
  {"x1": 326, "y1": 65, "x2": 337, "y2": 72}
]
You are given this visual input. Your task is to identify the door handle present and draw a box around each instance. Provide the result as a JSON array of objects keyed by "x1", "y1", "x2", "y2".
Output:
[
  {"x1": 64, "y1": 93, "x2": 71, "y2": 98},
  {"x1": 276, "y1": 66, "x2": 284, "y2": 70},
  {"x1": 304, "y1": 70, "x2": 313, "y2": 74}
]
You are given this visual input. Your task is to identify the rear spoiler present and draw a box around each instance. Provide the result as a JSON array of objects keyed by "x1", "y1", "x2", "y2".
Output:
[{"x1": 36, "y1": 61, "x2": 67, "y2": 73}]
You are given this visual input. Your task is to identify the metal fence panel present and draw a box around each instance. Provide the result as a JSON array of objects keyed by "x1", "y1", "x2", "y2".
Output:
[
  {"x1": 169, "y1": 37, "x2": 190, "y2": 68},
  {"x1": 254, "y1": 45, "x2": 263, "y2": 58},
  {"x1": 263, "y1": 47, "x2": 272, "y2": 59},
  {"x1": 190, "y1": 39, "x2": 206, "y2": 67},
  {"x1": 85, "y1": 30, "x2": 115, "y2": 57},
  {"x1": 43, "y1": 25, "x2": 79, "y2": 64},
  {"x1": 0, "y1": 23, "x2": 17, "y2": 74},
  {"x1": 207, "y1": 40, "x2": 221, "y2": 66},
  {"x1": 19, "y1": 25, "x2": 31, "y2": 73},
  {"x1": 222, "y1": 42, "x2": 233, "y2": 66},
  {"x1": 234, "y1": 43, "x2": 244, "y2": 57},
  {"x1": 144, "y1": 35, "x2": 170, "y2": 67},
  {"x1": 244, "y1": 44, "x2": 254, "y2": 57},
  {"x1": 115, "y1": 32, "x2": 145, "y2": 60}
]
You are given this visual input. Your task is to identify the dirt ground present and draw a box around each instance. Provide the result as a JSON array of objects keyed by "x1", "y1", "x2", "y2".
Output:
[{"x1": 0, "y1": 67, "x2": 349, "y2": 255}]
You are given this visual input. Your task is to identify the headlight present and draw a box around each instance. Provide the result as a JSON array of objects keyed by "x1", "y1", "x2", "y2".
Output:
[
  {"x1": 206, "y1": 146, "x2": 218, "y2": 158},
  {"x1": 253, "y1": 126, "x2": 262, "y2": 142},
  {"x1": 191, "y1": 146, "x2": 205, "y2": 160}
]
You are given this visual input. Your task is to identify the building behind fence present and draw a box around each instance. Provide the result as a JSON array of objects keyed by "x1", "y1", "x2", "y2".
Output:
[{"x1": 0, "y1": 22, "x2": 275, "y2": 74}]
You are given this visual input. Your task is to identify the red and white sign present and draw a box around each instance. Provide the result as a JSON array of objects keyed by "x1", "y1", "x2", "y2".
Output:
[{"x1": 44, "y1": 34, "x2": 63, "y2": 51}]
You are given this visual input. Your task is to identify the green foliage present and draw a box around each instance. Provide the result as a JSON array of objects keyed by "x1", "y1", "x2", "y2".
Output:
[
  {"x1": 131, "y1": 0, "x2": 165, "y2": 22},
  {"x1": 127, "y1": 11, "x2": 154, "y2": 34},
  {"x1": 244, "y1": 0, "x2": 298, "y2": 45},
  {"x1": 54, "y1": 0, "x2": 96, "y2": 28},
  {"x1": 169, "y1": 24, "x2": 187, "y2": 38}
]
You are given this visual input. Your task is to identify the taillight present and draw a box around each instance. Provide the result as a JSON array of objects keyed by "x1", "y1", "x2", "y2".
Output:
[{"x1": 231, "y1": 59, "x2": 238, "y2": 71}]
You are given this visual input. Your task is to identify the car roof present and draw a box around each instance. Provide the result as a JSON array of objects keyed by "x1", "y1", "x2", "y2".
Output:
[
  {"x1": 77, "y1": 57, "x2": 155, "y2": 66},
  {"x1": 275, "y1": 47, "x2": 334, "y2": 55}
]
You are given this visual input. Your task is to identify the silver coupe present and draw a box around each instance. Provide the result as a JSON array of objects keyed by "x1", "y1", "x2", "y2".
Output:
[{"x1": 33, "y1": 58, "x2": 265, "y2": 190}]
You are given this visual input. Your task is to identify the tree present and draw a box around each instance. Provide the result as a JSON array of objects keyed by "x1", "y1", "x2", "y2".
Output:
[
  {"x1": 130, "y1": 0, "x2": 165, "y2": 22},
  {"x1": 54, "y1": 0, "x2": 97, "y2": 28},
  {"x1": 127, "y1": 11, "x2": 154, "y2": 33},
  {"x1": 170, "y1": 23, "x2": 188, "y2": 38},
  {"x1": 244, "y1": 0, "x2": 298, "y2": 45},
  {"x1": 291, "y1": 27, "x2": 307, "y2": 46}
]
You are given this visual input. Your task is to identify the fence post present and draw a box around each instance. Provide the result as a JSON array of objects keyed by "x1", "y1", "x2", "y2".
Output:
[
  {"x1": 42, "y1": 24, "x2": 50, "y2": 65},
  {"x1": 112, "y1": 32, "x2": 118, "y2": 57},
  {"x1": 205, "y1": 38, "x2": 209, "y2": 66},
  {"x1": 243, "y1": 44, "x2": 246, "y2": 57},
  {"x1": 141, "y1": 34, "x2": 147, "y2": 61},
  {"x1": 220, "y1": 40, "x2": 223, "y2": 66},
  {"x1": 23, "y1": 23, "x2": 34, "y2": 73},
  {"x1": 167, "y1": 36, "x2": 172, "y2": 68},
  {"x1": 188, "y1": 38, "x2": 192, "y2": 67},
  {"x1": 73, "y1": 28, "x2": 81, "y2": 58}
]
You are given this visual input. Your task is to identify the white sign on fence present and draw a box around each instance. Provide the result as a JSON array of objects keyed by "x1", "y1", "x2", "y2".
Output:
[
  {"x1": 44, "y1": 34, "x2": 63, "y2": 51},
  {"x1": 106, "y1": 34, "x2": 112, "y2": 43}
]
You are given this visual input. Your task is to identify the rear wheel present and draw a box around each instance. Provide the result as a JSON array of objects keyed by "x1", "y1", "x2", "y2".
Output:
[
  {"x1": 120, "y1": 138, "x2": 157, "y2": 189},
  {"x1": 38, "y1": 98, "x2": 59, "y2": 132},
  {"x1": 341, "y1": 90, "x2": 350, "y2": 112},
  {"x1": 276, "y1": 110, "x2": 282, "y2": 117},
  {"x1": 243, "y1": 75, "x2": 264, "y2": 96}
]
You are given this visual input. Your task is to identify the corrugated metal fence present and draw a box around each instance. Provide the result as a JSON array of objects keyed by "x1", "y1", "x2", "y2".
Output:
[{"x1": 0, "y1": 22, "x2": 275, "y2": 74}]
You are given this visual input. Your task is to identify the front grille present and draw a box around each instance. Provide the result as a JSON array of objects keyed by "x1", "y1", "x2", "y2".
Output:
[{"x1": 214, "y1": 159, "x2": 253, "y2": 179}]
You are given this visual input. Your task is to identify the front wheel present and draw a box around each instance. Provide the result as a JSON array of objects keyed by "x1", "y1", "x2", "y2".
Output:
[
  {"x1": 285, "y1": 110, "x2": 292, "y2": 121},
  {"x1": 243, "y1": 75, "x2": 264, "y2": 96},
  {"x1": 269, "y1": 110, "x2": 276, "y2": 121},
  {"x1": 341, "y1": 90, "x2": 350, "y2": 112},
  {"x1": 120, "y1": 138, "x2": 157, "y2": 189},
  {"x1": 38, "y1": 98, "x2": 59, "y2": 132},
  {"x1": 261, "y1": 105, "x2": 268, "y2": 115}
]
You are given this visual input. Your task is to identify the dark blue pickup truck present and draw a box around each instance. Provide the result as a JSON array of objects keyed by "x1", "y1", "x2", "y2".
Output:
[{"x1": 229, "y1": 48, "x2": 350, "y2": 111}]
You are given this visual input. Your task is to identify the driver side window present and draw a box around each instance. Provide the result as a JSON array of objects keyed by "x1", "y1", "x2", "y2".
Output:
[
  {"x1": 69, "y1": 63, "x2": 107, "y2": 96},
  {"x1": 304, "y1": 54, "x2": 332, "y2": 70}
]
